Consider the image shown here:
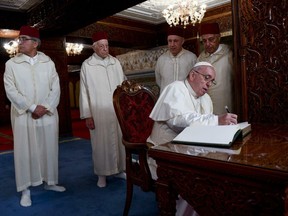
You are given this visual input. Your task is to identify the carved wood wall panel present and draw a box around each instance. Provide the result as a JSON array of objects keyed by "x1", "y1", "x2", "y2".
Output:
[
  {"x1": 0, "y1": 10, "x2": 26, "y2": 30},
  {"x1": 238, "y1": 0, "x2": 288, "y2": 123},
  {"x1": 202, "y1": 2, "x2": 232, "y2": 34},
  {"x1": 0, "y1": 56, "x2": 11, "y2": 125}
]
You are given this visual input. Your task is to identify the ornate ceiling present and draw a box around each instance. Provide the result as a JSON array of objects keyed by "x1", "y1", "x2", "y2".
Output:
[
  {"x1": 117, "y1": 0, "x2": 230, "y2": 24},
  {"x1": 0, "y1": 0, "x2": 230, "y2": 37},
  {"x1": 0, "y1": 0, "x2": 146, "y2": 36},
  {"x1": 0, "y1": 0, "x2": 43, "y2": 11}
]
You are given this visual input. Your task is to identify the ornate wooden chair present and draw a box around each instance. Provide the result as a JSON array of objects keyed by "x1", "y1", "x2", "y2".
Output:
[{"x1": 113, "y1": 80, "x2": 157, "y2": 216}]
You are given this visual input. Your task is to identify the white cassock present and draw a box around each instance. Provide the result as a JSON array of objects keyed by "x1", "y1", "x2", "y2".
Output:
[
  {"x1": 4, "y1": 52, "x2": 61, "y2": 192},
  {"x1": 147, "y1": 79, "x2": 218, "y2": 216}
]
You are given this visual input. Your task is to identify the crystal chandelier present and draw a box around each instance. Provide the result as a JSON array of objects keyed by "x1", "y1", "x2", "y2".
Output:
[
  {"x1": 3, "y1": 40, "x2": 19, "y2": 57},
  {"x1": 66, "y1": 43, "x2": 83, "y2": 56},
  {"x1": 162, "y1": 0, "x2": 207, "y2": 28}
]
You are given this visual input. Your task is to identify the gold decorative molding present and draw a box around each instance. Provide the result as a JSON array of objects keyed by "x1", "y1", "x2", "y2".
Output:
[{"x1": 0, "y1": 29, "x2": 19, "y2": 39}]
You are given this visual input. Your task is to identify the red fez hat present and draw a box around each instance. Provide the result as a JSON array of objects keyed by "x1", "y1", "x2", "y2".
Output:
[
  {"x1": 19, "y1": 25, "x2": 40, "y2": 39},
  {"x1": 167, "y1": 27, "x2": 184, "y2": 37},
  {"x1": 92, "y1": 31, "x2": 108, "y2": 43},
  {"x1": 199, "y1": 23, "x2": 220, "y2": 36}
]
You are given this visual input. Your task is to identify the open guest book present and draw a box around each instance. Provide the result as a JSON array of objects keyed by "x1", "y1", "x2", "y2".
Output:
[{"x1": 172, "y1": 122, "x2": 251, "y2": 148}]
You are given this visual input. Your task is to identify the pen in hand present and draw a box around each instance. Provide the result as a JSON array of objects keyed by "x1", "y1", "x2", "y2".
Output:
[{"x1": 225, "y1": 106, "x2": 230, "y2": 113}]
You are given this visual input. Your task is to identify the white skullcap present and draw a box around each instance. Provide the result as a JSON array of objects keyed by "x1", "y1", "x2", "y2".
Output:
[{"x1": 193, "y1": 61, "x2": 214, "y2": 68}]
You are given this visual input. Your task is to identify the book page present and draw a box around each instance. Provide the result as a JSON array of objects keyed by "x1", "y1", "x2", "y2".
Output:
[{"x1": 173, "y1": 125, "x2": 241, "y2": 147}]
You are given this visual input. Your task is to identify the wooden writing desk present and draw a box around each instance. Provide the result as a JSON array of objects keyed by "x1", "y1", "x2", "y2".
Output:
[{"x1": 149, "y1": 124, "x2": 288, "y2": 216}]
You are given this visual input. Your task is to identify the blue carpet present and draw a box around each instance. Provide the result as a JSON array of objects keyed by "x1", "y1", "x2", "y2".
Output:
[{"x1": 0, "y1": 137, "x2": 159, "y2": 216}]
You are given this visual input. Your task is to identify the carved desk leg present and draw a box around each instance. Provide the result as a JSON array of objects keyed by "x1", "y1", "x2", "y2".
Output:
[{"x1": 156, "y1": 167, "x2": 178, "y2": 216}]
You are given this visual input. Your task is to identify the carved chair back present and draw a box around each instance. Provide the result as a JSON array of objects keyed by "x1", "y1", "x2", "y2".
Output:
[{"x1": 113, "y1": 80, "x2": 157, "y2": 216}]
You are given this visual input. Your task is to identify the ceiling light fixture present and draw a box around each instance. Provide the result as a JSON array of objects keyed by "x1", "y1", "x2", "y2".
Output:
[
  {"x1": 66, "y1": 43, "x2": 83, "y2": 56},
  {"x1": 3, "y1": 40, "x2": 19, "y2": 57},
  {"x1": 162, "y1": 0, "x2": 206, "y2": 28}
]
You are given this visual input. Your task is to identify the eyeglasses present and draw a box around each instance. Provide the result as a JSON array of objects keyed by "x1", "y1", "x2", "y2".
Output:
[
  {"x1": 17, "y1": 37, "x2": 36, "y2": 43},
  {"x1": 193, "y1": 70, "x2": 217, "y2": 86}
]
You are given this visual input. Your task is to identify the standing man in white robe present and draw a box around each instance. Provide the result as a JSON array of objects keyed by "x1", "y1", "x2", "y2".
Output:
[
  {"x1": 148, "y1": 62, "x2": 238, "y2": 216},
  {"x1": 155, "y1": 27, "x2": 197, "y2": 93},
  {"x1": 4, "y1": 25, "x2": 65, "y2": 207},
  {"x1": 79, "y1": 32, "x2": 126, "y2": 188},
  {"x1": 197, "y1": 22, "x2": 234, "y2": 114}
]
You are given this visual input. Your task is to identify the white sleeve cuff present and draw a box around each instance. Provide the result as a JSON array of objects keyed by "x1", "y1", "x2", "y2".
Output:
[{"x1": 28, "y1": 104, "x2": 37, "y2": 113}]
